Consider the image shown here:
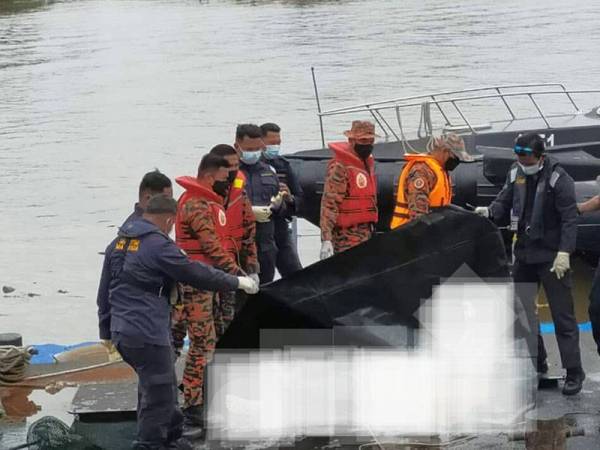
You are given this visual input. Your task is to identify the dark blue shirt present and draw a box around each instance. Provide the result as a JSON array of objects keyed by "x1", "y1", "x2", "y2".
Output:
[
  {"x1": 97, "y1": 219, "x2": 238, "y2": 345},
  {"x1": 261, "y1": 155, "x2": 304, "y2": 216},
  {"x1": 240, "y1": 160, "x2": 290, "y2": 218}
]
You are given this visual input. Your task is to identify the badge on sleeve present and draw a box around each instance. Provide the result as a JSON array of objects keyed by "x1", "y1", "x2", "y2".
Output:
[{"x1": 413, "y1": 178, "x2": 425, "y2": 189}]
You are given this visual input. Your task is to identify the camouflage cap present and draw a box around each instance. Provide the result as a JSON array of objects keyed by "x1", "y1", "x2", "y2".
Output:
[
  {"x1": 427, "y1": 133, "x2": 474, "y2": 162},
  {"x1": 343, "y1": 120, "x2": 379, "y2": 139}
]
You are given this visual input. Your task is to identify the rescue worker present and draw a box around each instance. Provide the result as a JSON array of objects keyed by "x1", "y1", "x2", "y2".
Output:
[
  {"x1": 208, "y1": 144, "x2": 260, "y2": 278},
  {"x1": 123, "y1": 169, "x2": 173, "y2": 228},
  {"x1": 208, "y1": 144, "x2": 260, "y2": 337},
  {"x1": 235, "y1": 123, "x2": 290, "y2": 283},
  {"x1": 576, "y1": 178, "x2": 600, "y2": 355},
  {"x1": 260, "y1": 122, "x2": 303, "y2": 276},
  {"x1": 319, "y1": 120, "x2": 378, "y2": 259},
  {"x1": 475, "y1": 133, "x2": 584, "y2": 395},
  {"x1": 172, "y1": 154, "x2": 255, "y2": 430},
  {"x1": 390, "y1": 133, "x2": 473, "y2": 229},
  {"x1": 96, "y1": 194, "x2": 258, "y2": 450}
]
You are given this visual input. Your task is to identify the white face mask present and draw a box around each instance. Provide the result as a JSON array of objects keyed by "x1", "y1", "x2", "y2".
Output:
[{"x1": 518, "y1": 161, "x2": 542, "y2": 176}]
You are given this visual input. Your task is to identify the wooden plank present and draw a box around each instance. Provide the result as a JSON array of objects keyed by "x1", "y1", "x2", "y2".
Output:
[{"x1": 70, "y1": 382, "x2": 137, "y2": 415}]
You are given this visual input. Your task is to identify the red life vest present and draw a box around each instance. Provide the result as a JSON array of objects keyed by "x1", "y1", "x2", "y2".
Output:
[
  {"x1": 329, "y1": 141, "x2": 378, "y2": 228},
  {"x1": 175, "y1": 176, "x2": 228, "y2": 265},
  {"x1": 223, "y1": 170, "x2": 246, "y2": 256}
]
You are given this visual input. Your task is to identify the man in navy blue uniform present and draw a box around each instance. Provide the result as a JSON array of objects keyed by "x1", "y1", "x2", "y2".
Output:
[
  {"x1": 235, "y1": 123, "x2": 291, "y2": 283},
  {"x1": 475, "y1": 133, "x2": 584, "y2": 395},
  {"x1": 97, "y1": 194, "x2": 258, "y2": 449},
  {"x1": 260, "y1": 122, "x2": 303, "y2": 277},
  {"x1": 122, "y1": 169, "x2": 173, "y2": 229}
]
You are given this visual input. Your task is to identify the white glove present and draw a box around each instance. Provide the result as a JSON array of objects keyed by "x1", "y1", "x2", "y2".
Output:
[
  {"x1": 101, "y1": 339, "x2": 122, "y2": 362},
  {"x1": 550, "y1": 251, "x2": 570, "y2": 279},
  {"x1": 474, "y1": 207, "x2": 490, "y2": 218},
  {"x1": 251, "y1": 206, "x2": 272, "y2": 223},
  {"x1": 270, "y1": 192, "x2": 285, "y2": 210},
  {"x1": 249, "y1": 273, "x2": 260, "y2": 285},
  {"x1": 320, "y1": 240, "x2": 334, "y2": 260},
  {"x1": 237, "y1": 276, "x2": 259, "y2": 294}
]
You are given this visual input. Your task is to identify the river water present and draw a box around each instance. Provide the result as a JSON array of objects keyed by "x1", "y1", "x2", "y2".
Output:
[{"x1": 1, "y1": 0, "x2": 600, "y2": 344}]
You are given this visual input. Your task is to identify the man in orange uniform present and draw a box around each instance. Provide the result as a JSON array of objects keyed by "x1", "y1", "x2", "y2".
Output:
[
  {"x1": 319, "y1": 120, "x2": 379, "y2": 259},
  {"x1": 390, "y1": 133, "x2": 474, "y2": 229},
  {"x1": 208, "y1": 144, "x2": 260, "y2": 337},
  {"x1": 172, "y1": 153, "x2": 258, "y2": 434}
]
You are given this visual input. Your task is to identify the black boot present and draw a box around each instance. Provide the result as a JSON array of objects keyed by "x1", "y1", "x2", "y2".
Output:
[
  {"x1": 182, "y1": 405, "x2": 205, "y2": 441},
  {"x1": 562, "y1": 367, "x2": 585, "y2": 396},
  {"x1": 166, "y1": 437, "x2": 195, "y2": 450}
]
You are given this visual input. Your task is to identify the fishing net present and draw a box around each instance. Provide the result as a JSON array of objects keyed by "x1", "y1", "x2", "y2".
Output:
[{"x1": 8, "y1": 416, "x2": 100, "y2": 450}]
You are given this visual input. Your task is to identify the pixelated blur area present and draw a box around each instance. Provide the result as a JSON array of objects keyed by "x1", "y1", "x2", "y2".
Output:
[{"x1": 207, "y1": 282, "x2": 534, "y2": 441}]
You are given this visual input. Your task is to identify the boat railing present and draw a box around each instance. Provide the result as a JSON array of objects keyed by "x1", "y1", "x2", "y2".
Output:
[{"x1": 315, "y1": 84, "x2": 600, "y2": 144}]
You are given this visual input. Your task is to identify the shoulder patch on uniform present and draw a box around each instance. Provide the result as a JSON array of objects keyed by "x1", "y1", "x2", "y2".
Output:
[
  {"x1": 115, "y1": 238, "x2": 127, "y2": 251},
  {"x1": 233, "y1": 178, "x2": 244, "y2": 189},
  {"x1": 128, "y1": 239, "x2": 140, "y2": 252},
  {"x1": 515, "y1": 176, "x2": 526, "y2": 185},
  {"x1": 549, "y1": 170, "x2": 561, "y2": 188},
  {"x1": 413, "y1": 177, "x2": 425, "y2": 189}
]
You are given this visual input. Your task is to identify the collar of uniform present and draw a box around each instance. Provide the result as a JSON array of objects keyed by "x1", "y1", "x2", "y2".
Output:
[
  {"x1": 241, "y1": 160, "x2": 268, "y2": 173},
  {"x1": 133, "y1": 202, "x2": 144, "y2": 218}
]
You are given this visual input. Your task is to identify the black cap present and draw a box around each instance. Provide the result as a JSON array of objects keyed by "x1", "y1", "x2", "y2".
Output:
[
  {"x1": 145, "y1": 194, "x2": 177, "y2": 215},
  {"x1": 515, "y1": 133, "x2": 545, "y2": 157}
]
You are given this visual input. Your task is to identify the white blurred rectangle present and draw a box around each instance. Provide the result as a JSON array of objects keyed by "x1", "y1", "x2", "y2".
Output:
[{"x1": 206, "y1": 282, "x2": 532, "y2": 442}]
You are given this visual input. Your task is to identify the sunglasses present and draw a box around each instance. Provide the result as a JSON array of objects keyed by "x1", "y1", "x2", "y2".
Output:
[{"x1": 513, "y1": 145, "x2": 534, "y2": 156}]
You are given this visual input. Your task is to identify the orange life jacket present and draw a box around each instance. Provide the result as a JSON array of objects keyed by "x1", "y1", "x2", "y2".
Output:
[
  {"x1": 390, "y1": 154, "x2": 452, "y2": 229},
  {"x1": 175, "y1": 176, "x2": 228, "y2": 265},
  {"x1": 223, "y1": 170, "x2": 246, "y2": 256},
  {"x1": 329, "y1": 141, "x2": 378, "y2": 228}
]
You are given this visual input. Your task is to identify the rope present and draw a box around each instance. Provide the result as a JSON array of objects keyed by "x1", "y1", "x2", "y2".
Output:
[{"x1": 0, "y1": 346, "x2": 34, "y2": 383}]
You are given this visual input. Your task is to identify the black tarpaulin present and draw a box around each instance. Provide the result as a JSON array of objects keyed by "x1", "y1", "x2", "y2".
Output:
[{"x1": 217, "y1": 206, "x2": 510, "y2": 350}]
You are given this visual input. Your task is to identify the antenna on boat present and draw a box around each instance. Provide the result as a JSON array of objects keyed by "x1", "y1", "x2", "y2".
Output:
[{"x1": 311, "y1": 67, "x2": 326, "y2": 148}]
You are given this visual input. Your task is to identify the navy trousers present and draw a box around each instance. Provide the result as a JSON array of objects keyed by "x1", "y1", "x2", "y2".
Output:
[
  {"x1": 114, "y1": 338, "x2": 183, "y2": 449},
  {"x1": 513, "y1": 260, "x2": 582, "y2": 370},
  {"x1": 274, "y1": 218, "x2": 302, "y2": 277}
]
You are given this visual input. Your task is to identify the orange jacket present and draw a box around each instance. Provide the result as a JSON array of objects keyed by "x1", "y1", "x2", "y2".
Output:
[
  {"x1": 223, "y1": 171, "x2": 246, "y2": 255},
  {"x1": 390, "y1": 154, "x2": 452, "y2": 229}
]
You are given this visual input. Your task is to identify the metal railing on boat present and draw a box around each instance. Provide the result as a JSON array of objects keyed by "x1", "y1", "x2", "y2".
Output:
[{"x1": 314, "y1": 83, "x2": 600, "y2": 144}]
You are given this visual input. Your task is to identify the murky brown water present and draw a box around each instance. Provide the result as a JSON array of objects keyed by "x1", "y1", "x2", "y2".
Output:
[{"x1": 1, "y1": 0, "x2": 600, "y2": 346}]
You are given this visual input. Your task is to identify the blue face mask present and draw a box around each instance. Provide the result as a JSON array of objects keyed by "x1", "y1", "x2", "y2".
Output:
[
  {"x1": 264, "y1": 145, "x2": 280, "y2": 159},
  {"x1": 241, "y1": 150, "x2": 261, "y2": 165}
]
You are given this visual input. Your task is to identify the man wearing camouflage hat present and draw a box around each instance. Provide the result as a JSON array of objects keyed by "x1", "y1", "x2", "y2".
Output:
[
  {"x1": 319, "y1": 120, "x2": 379, "y2": 259},
  {"x1": 390, "y1": 132, "x2": 474, "y2": 229}
]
